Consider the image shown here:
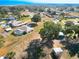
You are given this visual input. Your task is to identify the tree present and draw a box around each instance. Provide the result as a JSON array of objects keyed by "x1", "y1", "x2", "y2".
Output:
[
  {"x1": 31, "y1": 14, "x2": 41, "y2": 23},
  {"x1": 50, "y1": 11, "x2": 56, "y2": 15},
  {"x1": 69, "y1": 7, "x2": 74, "y2": 11},
  {"x1": 0, "y1": 7, "x2": 10, "y2": 14},
  {"x1": 61, "y1": 25, "x2": 79, "y2": 58},
  {"x1": 38, "y1": 8, "x2": 44, "y2": 12},
  {"x1": 62, "y1": 25, "x2": 79, "y2": 47},
  {"x1": 6, "y1": 51, "x2": 15, "y2": 59},
  {"x1": 59, "y1": 12, "x2": 65, "y2": 21},
  {"x1": 47, "y1": 8, "x2": 51, "y2": 13},
  {"x1": 39, "y1": 22, "x2": 62, "y2": 40}
]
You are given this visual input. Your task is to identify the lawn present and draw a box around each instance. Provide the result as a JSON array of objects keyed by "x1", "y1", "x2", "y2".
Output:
[
  {"x1": 62, "y1": 18, "x2": 79, "y2": 23},
  {"x1": 19, "y1": 17, "x2": 31, "y2": 23}
]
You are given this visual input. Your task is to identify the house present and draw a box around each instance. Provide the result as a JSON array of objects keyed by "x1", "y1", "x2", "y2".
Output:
[
  {"x1": 8, "y1": 20, "x2": 22, "y2": 27},
  {"x1": 19, "y1": 25, "x2": 34, "y2": 33},
  {"x1": 8, "y1": 20, "x2": 28, "y2": 27},
  {"x1": 56, "y1": 11, "x2": 63, "y2": 15},
  {"x1": 39, "y1": 12, "x2": 45, "y2": 18},
  {"x1": 53, "y1": 20, "x2": 59, "y2": 24},
  {"x1": 25, "y1": 25, "x2": 34, "y2": 33},
  {"x1": 8, "y1": 15, "x2": 16, "y2": 20},
  {"x1": 65, "y1": 21, "x2": 79, "y2": 26},
  {"x1": 53, "y1": 15, "x2": 60, "y2": 20},
  {"x1": 1, "y1": 24, "x2": 6, "y2": 28},
  {"x1": 13, "y1": 25, "x2": 34, "y2": 36},
  {"x1": 2, "y1": 15, "x2": 16, "y2": 21},
  {"x1": 5, "y1": 27, "x2": 13, "y2": 32},
  {"x1": 53, "y1": 48, "x2": 63, "y2": 59},
  {"x1": 0, "y1": 56, "x2": 8, "y2": 59},
  {"x1": 64, "y1": 16, "x2": 79, "y2": 19},
  {"x1": 27, "y1": 22, "x2": 37, "y2": 27},
  {"x1": 1, "y1": 24, "x2": 9, "y2": 29},
  {"x1": 0, "y1": 21, "x2": 6, "y2": 25},
  {"x1": 13, "y1": 29, "x2": 26, "y2": 36},
  {"x1": 73, "y1": 21, "x2": 79, "y2": 25}
]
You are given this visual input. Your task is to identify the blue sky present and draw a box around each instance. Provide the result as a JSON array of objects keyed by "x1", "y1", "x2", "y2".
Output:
[
  {"x1": 22, "y1": 0, "x2": 79, "y2": 3},
  {"x1": 0, "y1": 0, "x2": 79, "y2": 5}
]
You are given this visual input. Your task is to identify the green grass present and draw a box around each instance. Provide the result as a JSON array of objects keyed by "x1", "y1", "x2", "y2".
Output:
[
  {"x1": 62, "y1": 18, "x2": 79, "y2": 22},
  {"x1": 35, "y1": 25, "x2": 43, "y2": 32},
  {"x1": 19, "y1": 17, "x2": 31, "y2": 22}
]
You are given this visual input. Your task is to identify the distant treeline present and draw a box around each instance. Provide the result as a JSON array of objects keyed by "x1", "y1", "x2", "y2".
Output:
[
  {"x1": 0, "y1": 5, "x2": 79, "y2": 18},
  {"x1": 0, "y1": 5, "x2": 46, "y2": 16}
]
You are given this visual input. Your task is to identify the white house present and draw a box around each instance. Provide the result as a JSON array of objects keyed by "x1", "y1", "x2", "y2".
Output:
[
  {"x1": 14, "y1": 25, "x2": 34, "y2": 36},
  {"x1": 13, "y1": 29, "x2": 26, "y2": 36}
]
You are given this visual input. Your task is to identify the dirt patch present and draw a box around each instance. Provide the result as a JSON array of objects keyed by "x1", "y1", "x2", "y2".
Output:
[
  {"x1": 0, "y1": 48, "x2": 8, "y2": 56},
  {"x1": 53, "y1": 40, "x2": 63, "y2": 48}
]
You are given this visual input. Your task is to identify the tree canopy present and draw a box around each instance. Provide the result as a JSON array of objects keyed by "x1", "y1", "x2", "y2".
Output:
[
  {"x1": 39, "y1": 21, "x2": 62, "y2": 40},
  {"x1": 31, "y1": 14, "x2": 41, "y2": 23}
]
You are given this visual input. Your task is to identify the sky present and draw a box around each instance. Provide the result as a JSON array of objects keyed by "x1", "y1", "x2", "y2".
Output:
[
  {"x1": 22, "y1": 0, "x2": 79, "y2": 3},
  {"x1": 0, "y1": 0, "x2": 79, "y2": 5}
]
